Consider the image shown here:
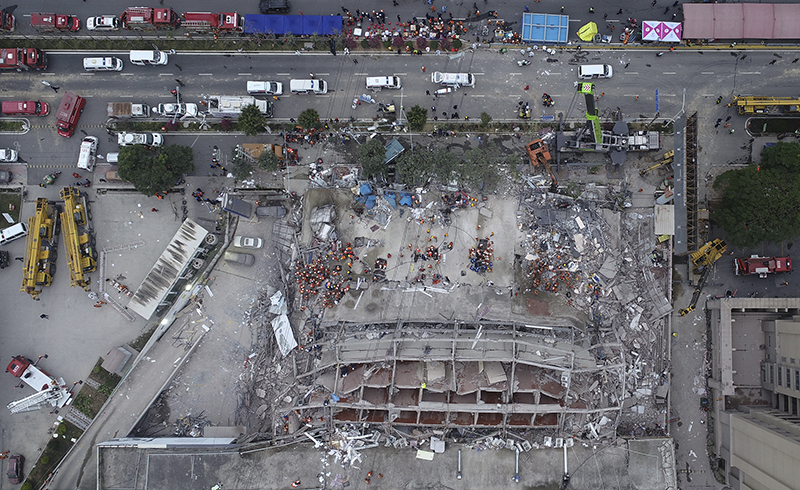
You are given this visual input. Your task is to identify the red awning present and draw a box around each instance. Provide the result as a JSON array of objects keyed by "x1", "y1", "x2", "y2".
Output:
[{"x1": 683, "y1": 3, "x2": 800, "y2": 39}]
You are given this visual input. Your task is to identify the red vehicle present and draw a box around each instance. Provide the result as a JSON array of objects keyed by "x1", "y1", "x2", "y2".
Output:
[
  {"x1": 735, "y1": 255, "x2": 792, "y2": 278},
  {"x1": 2, "y1": 100, "x2": 50, "y2": 116},
  {"x1": 30, "y1": 13, "x2": 81, "y2": 32},
  {"x1": 6, "y1": 455, "x2": 23, "y2": 484},
  {"x1": 0, "y1": 11, "x2": 14, "y2": 32},
  {"x1": 0, "y1": 48, "x2": 47, "y2": 71},
  {"x1": 120, "y1": 7, "x2": 180, "y2": 30},
  {"x1": 181, "y1": 12, "x2": 243, "y2": 32},
  {"x1": 56, "y1": 92, "x2": 86, "y2": 138}
]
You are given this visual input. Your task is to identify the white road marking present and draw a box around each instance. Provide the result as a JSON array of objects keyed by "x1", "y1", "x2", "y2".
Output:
[
  {"x1": 80, "y1": 73, "x2": 95, "y2": 76},
  {"x1": 158, "y1": 73, "x2": 174, "y2": 76},
  {"x1": 472, "y1": 94, "x2": 485, "y2": 97},
  {"x1": 626, "y1": 72, "x2": 639, "y2": 75},
  {"x1": 237, "y1": 73, "x2": 251, "y2": 76},
  {"x1": 199, "y1": 73, "x2": 213, "y2": 76},
  {"x1": 701, "y1": 72, "x2": 714, "y2": 75},
  {"x1": 740, "y1": 71, "x2": 761, "y2": 75},
  {"x1": 395, "y1": 72, "x2": 407, "y2": 75},
  {"x1": 663, "y1": 72, "x2": 676, "y2": 75},
  {"x1": 277, "y1": 73, "x2": 290, "y2": 76},
  {"x1": 473, "y1": 72, "x2": 485, "y2": 75},
  {"x1": 510, "y1": 72, "x2": 523, "y2": 75},
  {"x1": 354, "y1": 73, "x2": 367, "y2": 75}
]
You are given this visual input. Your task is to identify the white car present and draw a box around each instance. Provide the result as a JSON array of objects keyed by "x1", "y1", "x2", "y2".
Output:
[
  {"x1": 0, "y1": 149, "x2": 17, "y2": 163},
  {"x1": 233, "y1": 236, "x2": 263, "y2": 249},
  {"x1": 117, "y1": 132, "x2": 163, "y2": 147},
  {"x1": 154, "y1": 103, "x2": 198, "y2": 118},
  {"x1": 77, "y1": 136, "x2": 98, "y2": 171},
  {"x1": 86, "y1": 15, "x2": 120, "y2": 31},
  {"x1": 246, "y1": 81, "x2": 283, "y2": 96}
]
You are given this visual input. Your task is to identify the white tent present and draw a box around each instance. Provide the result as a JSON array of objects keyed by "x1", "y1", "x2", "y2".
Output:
[{"x1": 642, "y1": 21, "x2": 682, "y2": 42}]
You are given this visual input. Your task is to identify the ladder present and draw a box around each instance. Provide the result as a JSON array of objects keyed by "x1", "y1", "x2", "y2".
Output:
[{"x1": 7, "y1": 387, "x2": 63, "y2": 414}]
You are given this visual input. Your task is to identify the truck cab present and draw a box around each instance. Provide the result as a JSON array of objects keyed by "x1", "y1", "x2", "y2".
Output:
[{"x1": 56, "y1": 92, "x2": 86, "y2": 138}]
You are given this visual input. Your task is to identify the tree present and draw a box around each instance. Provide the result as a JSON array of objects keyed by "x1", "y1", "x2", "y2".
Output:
[
  {"x1": 407, "y1": 105, "x2": 427, "y2": 131},
  {"x1": 461, "y1": 147, "x2": 501, "y2": 191},
  {"x1": 429, "y1": 147, "x2": 458, "y2": 183},
  {"x1": 480, "y1": 112, "x2": 492, "y2": 128},
  {"x1": 396, "y1": 148, "x2": 432, "y2": 187},
  {"x1": 117, "y1": 144, "x2": 194, "y2": 196},
  {"x1": 358, "y1": 138, "x2": 387, "y2": 180},
  {"x1": 257, "y1": 149, "x2": 280, "y2": 171},
  {"x1": 230, "y1": 153, "x2": 254, "y2": 181},
  {"x1": 713, "y1": 142, "x2": 800, "y2": 247},
  {"x1": 298, "y1": 108, "x2": 320, "y2": 130},
  {"x1": 237, "y1": 104, "x2": 266, "y2": 136}
]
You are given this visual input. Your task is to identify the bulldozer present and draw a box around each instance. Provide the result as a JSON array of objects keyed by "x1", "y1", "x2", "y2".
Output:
[
  {"x1": 679, "y1": 239, "x2": 727, "y2": 316},
  {"x1": 525, "y1": 139, "x2": 557, "y2": 192}
]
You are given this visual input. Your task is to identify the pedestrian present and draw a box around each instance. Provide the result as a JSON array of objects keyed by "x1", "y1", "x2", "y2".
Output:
[
  {"x1": 652, "y1": 0, "x2": 657, "y2": 5},
  {"x1": 151, "y1": 208, "x2": 158, "y2": 212},
  {"x1": 664, "y1": 6, "x2": 670, "y2": 14},
  {"x1": 561, "y1": 6, "x2": 565, "y2": 12},
  {"x1": 453, "y1": 105, "x2": 458, "y2": 110},
  {"x1": 393, "y1": 0, "x2": 398, "y2": 5},
  {"x1": 15, "y1": 257, "x2": 23, "y2": 262},
  {"x1": 175, "y1": 79, "x2": 185, "y2": 87},
  {"x1": 617, "y1": 8, "x2": 623, "y2": 14},
  {"x1": 524, "y1": 85, "x2": 529, "y2": 90},
  {"x1": 603, "y1": 13, "x2": 608, "y2": 19},
  {"x1": 635, "y1": 95, "x2": 639, "y2": 100},
  {"x1": 725, "y1": 115, "x2": 732, "y2": 121},
  {"x1": 397, "y1": 15, "x2": 401, "y2": 22},
  {"x1": 431, "y1": 106, "x2": 436, "y2": 112},
  {"x1": 426, "y1": 90, "x2": 431, "y2": 96},
  {"x1": 50, "y1": 86, "x2": 59, "y2": 93},
  {"x1": 421, "y1": 66, "x2": 426, "y2": 72},
  {"x1": 525, "y1": 6, "x2": 529, "y2": 12},
  {"x1": 730, "y1": 128, "x2": 735, "y2": 134},
  {"x1": 354, "y1": 59, "x2": 358, "y2": 64},
  {"x1": 672, "y1": 12, "x2": 677, "y2": 19},
  {"x1": 672, "y1": 0, "x2": 679, "y2": 5},
  {"x1": 670, "y1": 46, "x2": 674, "y2": 52},
  {"x1": 724, "y1": 123, "x2": 730, "y2": 128},
  {"x1": 589, "y1": 7, "x2": 594, "y2": 14},
  {"x1": 40, "y1": 314, "x2": 49, "y2": 319}
]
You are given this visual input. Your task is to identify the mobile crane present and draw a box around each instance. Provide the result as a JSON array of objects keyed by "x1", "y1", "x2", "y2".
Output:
[
  {"x1": 60, "y1": 187, "x2": 97, "y2": 289},
  {"x1": 20, "y1": 198, "x2": 59, "y2": 300},
  {"x1": 525, "y1": 139, "x2": 558, "y2": 192},
  {"x1": 679, "y1": 239, "x2": 727, "y2": 316},
  {"x1": 727, "y1": 95, "x2": 800, "y2": 115}
]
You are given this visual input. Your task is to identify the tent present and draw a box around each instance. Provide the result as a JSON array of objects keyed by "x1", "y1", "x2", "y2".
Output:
[
  {"x1": 641, "y1": 21, "x2": 682, "y2": 42},
  {"x1": 577, "y1": 22, "x2": 598, "y2": 42}
]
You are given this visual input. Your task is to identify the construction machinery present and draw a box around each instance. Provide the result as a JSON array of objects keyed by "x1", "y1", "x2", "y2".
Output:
[
  {"x1": 727, "y1": 95, "x2": 800, "y2": 115},
  {"x1": 6, "y1": 355, "x2": 73, "y2": 414},
  {"x1": 679, "y1": 239, "x2": 727, "y2": 316},
  {"x1": 640, "y1": 150, "x2": 674, "y2": 176},
  {"x1": 60, "y1": 187, "x2": 97, "y2": 289},
  {"x1": 21, "y1": 198, "x2": 59, "y2": 300},
  {"x1": 525, "y1": 139, "x2": 558, "y2": 191},
  {"x1": 735, "y1": 255, "x2": 792, "y2": 278}
]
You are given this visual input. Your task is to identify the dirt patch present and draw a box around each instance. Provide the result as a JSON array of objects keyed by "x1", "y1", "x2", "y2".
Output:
[{"x1": 526, "y1": 297, "x2": 551, "y2": 316}]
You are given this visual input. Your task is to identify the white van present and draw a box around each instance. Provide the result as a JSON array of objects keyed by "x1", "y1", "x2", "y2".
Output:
[
  {"x1": 366, "y1": 76, "x2": 401, "y2": 89},
  {"x1": 83, "y1": 57, "x2": 123, "y2": 71},
  {"x1": 129, "y1": 50, "x2": 168, "y2": 66},
  {"x1": 289, "y1": 79, "x2": 328, "y2": 95},
  {"x1": 431, "y1": 72, "x2": 475, "y2": 87},
  {"x1": 578, "y1": 64, "x2": 613, "y2": 79},
  {"x1": 77, "y1": 136, "x2": 98, "y2": 171},
  {"x1": 0, "y1": 222, "x2": 28, "y2": 246}
]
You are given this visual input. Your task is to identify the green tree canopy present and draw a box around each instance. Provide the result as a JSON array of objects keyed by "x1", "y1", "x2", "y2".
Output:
[
  {"x1": 118, "y1": 144, "x2": 194, "y2": 196},
  {"x1": 237, "y1": 104, "x2": 266, "y2": 137},
  {"x1": 298, "y1": 108, "x2": 320, "y2": 130},
  {"x1": 257, "y1": 148, "x2": 280, "y2": 171},
  {"x1": 358, "y1": 138, "x2": 386, "y2": 180},
  {"x1": 396, "y1": 149, "x2": 433, "y2": 187},
  {"x1": 407, "y1": 105, "x2": 427, "y2": 131},
  {"x1": 713, "y1": 142, "x2": 800, "y2": 247},
  {"x1": 230, "y1": 153, "x2": 254, "y2": 181}
]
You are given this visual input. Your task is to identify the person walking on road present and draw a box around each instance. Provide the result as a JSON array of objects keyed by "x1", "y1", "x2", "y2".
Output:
[{"x1": 40, "y1": 314, "x2": 49, "y2": 319}]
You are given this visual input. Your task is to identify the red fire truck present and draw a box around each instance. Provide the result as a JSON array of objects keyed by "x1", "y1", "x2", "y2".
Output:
[
  {"x1": 734, "y1": 255, "x2": 792, "y2": 278},
  {"x1": 0, "y1": 11, "x2": 14, "y2": 32},
  {"x1": 181, "y1": 12, "x2": 243, "y2": 33},
  {"x1": 120, "y1": 7, "x2": 180, "y2": 30},
  {"x1": 0, "y1": 48, "x2": 47, "y2": 71},
  {"x1": 30, "y1": 13, "x2": 81, "y2": 32}
]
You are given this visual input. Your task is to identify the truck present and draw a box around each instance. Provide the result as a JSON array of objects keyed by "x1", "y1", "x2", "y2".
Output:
[
  {"x1": 207, "y1": 95, "x2": 274, "y2": 118},
  {"x1": 6, "y1": 356, "x2": 72, "y2": 414},
  {"x1": 107, "y1": 101, "x2": 150, "y2": 118},
  {"x1": 21, "y1": 198, "x2": 59, "y2": 299},
  {"x1": 735, "y1": 255, "x2": 792, "y2": 278},
  {"x1": 181, "y1": 12, "x2": 243, "y2": 32},
  {"x1": 0, "y1": 48, "x2": 47, "y2": 71},
  {"x1": 0, "y1": 11, "x2": 14, "y2": 32},
  {"x1": 30, "y1": 13, "x2": 81, "y2": 32},
  {"x1": 120, "y1": 7, "x2": 180, "y2": 30},
  {"x1": 240, "y1": 143, "x2": 299, "y2": 165},
  {"x1": 118, "y1": 132, "x2": 164, "y2": 147},
  {"x1": 728, "y1": 96, "x2": 800, "y2": 115}
]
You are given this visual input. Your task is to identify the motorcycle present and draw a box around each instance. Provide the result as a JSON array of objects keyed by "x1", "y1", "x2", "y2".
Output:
[
  {"x1": 542, "y1": 93, "x2": 554, "y2": 107},
  {"x1": 517, "y1": 60, "x2": 531, "y2": 67},
  {"x1": 42, "y1": 171, "x2": 61, "y2": 185}
]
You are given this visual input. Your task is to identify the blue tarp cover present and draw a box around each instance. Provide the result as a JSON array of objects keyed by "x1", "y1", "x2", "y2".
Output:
[
  {"x1": 520, "y1": 12, "x2": 569, "y2": 44},
  {"x1": 244, "y1": 15, "x2": 343, "y2": 36},
  {"x1": 399, "y1": 193, "x2": 414, "y2": 207},
  {"x1": 360, "y1": 183, "x2": 372, "y2": 196},
  {"x1": 384, "y1": 191, "x2": 398, "y2": 209}
]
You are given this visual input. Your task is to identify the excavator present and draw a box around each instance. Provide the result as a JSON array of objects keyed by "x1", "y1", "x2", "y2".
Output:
[
  {"x1": 640, "y1": 150, "x2": 674, "y2": 177},
  {"x1": 679, "y1": 239, "x2": 727, "y2": 316},
  {"x1": 525, "y1": 139, "x2": 558, "y2": 192}
]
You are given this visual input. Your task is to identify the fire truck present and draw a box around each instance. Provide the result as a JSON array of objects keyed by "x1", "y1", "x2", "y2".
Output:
[
  {"x1": 181, "y1": 12, "x2": 243, "y2": 33},
  {"x1": 6, "y1": 356, "x2": 72, "y2": 414},
  {"x1": 734, "y1": 255, "x2": 792, "y2": 278},
  {"x1": 120, "y1": 7, "x2": 180, "y2": 30},
  {"x1": 30, "y1": 13, "x2": 81, "y2": 32},
  {"x1": 0, "y1": 11, "x2": 14, "y2": 31},
  {"x1": 0, "y1": 48, "x2": 47, "y2": 71}
]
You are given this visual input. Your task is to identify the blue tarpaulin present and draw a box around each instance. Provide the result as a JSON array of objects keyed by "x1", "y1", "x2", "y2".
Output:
[
  {"x1": 399, "y1": 193, "x2": 414, "y2": 207},
  {"x1": 360, "y1": 183, "x2": 372, "y2": 196},
  {"x1": 244, "y1": 15, "x2": 343, "y2": 36},
  {"x1": 384, "y1": 191, "x2": 397, "y2": 209},
  {"x1": 520, "y1": 12, "x2": 569, "y2": 44}
]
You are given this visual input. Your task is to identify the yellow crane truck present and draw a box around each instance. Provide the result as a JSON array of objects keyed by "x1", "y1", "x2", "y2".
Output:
[
  {"x1": 60, "y1": 187, "x2": 96, "y2": 289},
  {"x1": 20, "y1": 198, "x2": 59, "y2": 300}
]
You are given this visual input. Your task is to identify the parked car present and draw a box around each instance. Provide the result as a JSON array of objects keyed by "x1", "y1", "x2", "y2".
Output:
[
  {"x1": 86, "y1": 15, "x2": 119, "y2": 31},
  {"x1": 246, "y1": 81, "x2": 283, "y2": 96},
  {"x1": 0, "y1": 170, "x2": 11, "y2": 184},
  {"x1": 7, "y1": 454, "x2": 23, "y2": 484},
  {"x1": 0, "y1": 149, "x2": 18, "y2": 162},
  {"x1": 117, "y1": 132, "x2": 163, "y2": 147},
  {"x1": 233, "y1": 236, "x2": 263, "y2": 249},
  {"x1": 154, "y1": 102, "x2": 198, "y2": 117},
  {"x1": 259, "y1": 0, "x2": 290, "y2": 13},
  {"x1": 255, "y1": 205, "x2": 286, "y2": 218},
  {"x1": 224, "y1": 251, "x2": 255, "y2": 266}
]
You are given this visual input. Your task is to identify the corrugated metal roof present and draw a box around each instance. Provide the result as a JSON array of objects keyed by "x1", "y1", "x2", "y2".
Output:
[
  {"x1": 520, "y1": 13, "x2": 569, "y2": 44},
  {"x1": 127, "y1": 219, "x2": 209, "y2": 320}
]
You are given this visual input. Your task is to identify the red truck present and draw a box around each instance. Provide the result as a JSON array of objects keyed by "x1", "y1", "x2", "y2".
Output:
[
  {"x1": 30, "y1": 13, "x2": 81, "y2": 32},
  {"x1": 56, "y1": 92, "x2": 86, "y2": 138},
  {"x1": 2, "y1": 100, "x2": 50, "y2": 116},
  {"x1": 735, "y1": 255, "x2": 792, "y2": 278},
  {"x1": 121, "y1": 7, "x2": 180, "y2": 30},
  {"x1": 0, "y1": 11, "x2": 14, "y2": 32},
  {"x1": 181, "y1": 12, "x2": 243, "y2": 32},
  {"x1": 0, "y1": 48, "x2": 47, "y2": 71}
]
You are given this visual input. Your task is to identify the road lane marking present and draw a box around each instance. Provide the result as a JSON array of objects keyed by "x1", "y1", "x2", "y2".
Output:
[
  {"x1": 120, "y1": 73, "x2": 134, "y2": 76},
  {"x1": 473, "y1": 72, "x2": 485, "y2": 75},
  {"x1": 663, "y1": 72, "x2": 676, "y2": 75},
  {"x1": 395, "y1": 72, "x2": 407, "y2": 75},
  {"x1": 80, "y1": 73, "x2": 94, "y2": 76},
  {"x1": 316, "y1": 73, "x2": 330, "y2": 75},
  {"x1": 199, "y1": 73, "x2": 213, "y2": 76},
  {"x1": 158, "y1": 73, "x2": 174, "y2": 76},
  {"x1": 472, "y1": 94, "x2": 485, "y2": 97},
  {"x1": 740, "y1": 71, "x2": 761, "y2": 75},
  {"x1": 701, "y1": 72, "x2": 714, "y2": 75},
  {"x1": 277, "y1": 73, "x2": 290, "y2": 75},
  {"x1": 354, "y1": 73, "x2": 367, "y2": 75},
  {"x1": 626, "y1": 72, "x2": 639, "y2": 75},
  {"x1": 237, "y1": 73, "x2": 251, "y2": 76},
  {"x1": 510, "y1": 72, "x2": 522, "y2": 75}
]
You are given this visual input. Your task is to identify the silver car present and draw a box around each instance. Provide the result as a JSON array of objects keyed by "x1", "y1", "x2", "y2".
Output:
[{"x1": 0, "y1": 149, "x2": 18, "y2": 163}]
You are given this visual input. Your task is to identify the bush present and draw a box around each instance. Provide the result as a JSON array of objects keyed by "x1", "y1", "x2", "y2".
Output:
[
  {"x1": 21, "y1": 483, "x2": 32, "y2": 490},
  {"x1": 56, "y1": 423, "x2": 67, "y2": 436},
  {"x1": 298, "y1": 108, "x2": 320, "y2": 130},
  {"x1": 220, "y1": 118, "x2": 232, "y2": 131},
  {"x1": 416, "y1": 37, "x2": 428, "y2": 50},
  {"x1": 40, "y1": 456, "x2": 49, "y2": 465},
  {"x1": 345, "y1": 36, "x2": 358, "y2": 50},
  {"x1": 92, "y1": 366, "x2": 100, "y2": 374},
  {"x1": 430, "y1": 40, "x2": 439, "y2": 50},
  {"x1": 480, "y1": 112, "x2": 492, "y2": 128},
  {"x1": 439, "y1": 37, "x2": 452, "y2": 51},
  {"x1": 407, "y1": 105, "x2": 428, "y2": 131},
  {"x1": 453, "y1": 39, "x2": 462, "y2": 49},
  {"x1": 382, "y1": 40, "x2": 392, "y2": 48},
  {"x1": 368, "y1": 36, "x2": 382, "y2": 49},
  {"x1": 392, "y1": 36, "x2": 405, "y2": 50},
  {"x1": 358, "y1": 138, "x2": 388, "y2": 180},
  {"x1": 360, "y1": 39, "x2": 369, "y2": 49}
]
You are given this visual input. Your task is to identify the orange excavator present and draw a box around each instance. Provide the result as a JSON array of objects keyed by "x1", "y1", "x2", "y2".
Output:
[{"x1": 525, "y1": 139, "x2": 558, "y2": 192}]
